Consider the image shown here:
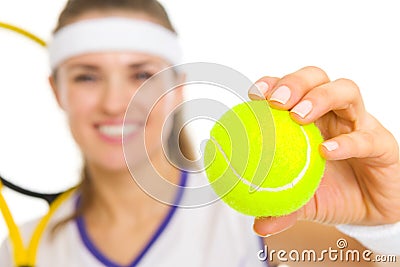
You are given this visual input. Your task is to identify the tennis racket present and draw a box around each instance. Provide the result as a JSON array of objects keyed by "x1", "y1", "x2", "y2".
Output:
[{"x1": 0, "y1": 21, "x2": 80, "y2": 267}]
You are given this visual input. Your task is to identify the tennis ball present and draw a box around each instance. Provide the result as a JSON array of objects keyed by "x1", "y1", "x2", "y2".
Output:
[{"x1": 203, "y1": 100, "x2": 325, "y2": 217}]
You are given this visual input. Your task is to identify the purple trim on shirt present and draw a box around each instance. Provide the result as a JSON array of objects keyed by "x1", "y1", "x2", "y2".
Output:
[{"x1": 75, "y1": 171, "x2": 188, "y2": 267}]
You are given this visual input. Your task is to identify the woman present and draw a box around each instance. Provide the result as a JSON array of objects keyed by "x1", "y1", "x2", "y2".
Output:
[{"x1": 1, "y1": 0, "x2": 400, "y2": 266}]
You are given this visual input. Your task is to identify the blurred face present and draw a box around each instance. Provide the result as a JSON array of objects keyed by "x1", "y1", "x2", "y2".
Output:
[
  {"x1": 49, "y1": 12, "x2": 184, "y2": 173},
  {"x1": 51, "y1": 51, "x2": 181, "y2": 172},
  {"x1": 49, "y1": 4, "x2": 186, "y2": 173}
]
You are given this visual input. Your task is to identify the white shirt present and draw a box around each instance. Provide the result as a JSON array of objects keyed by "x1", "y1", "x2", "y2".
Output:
[{"x1": 0, "y1": 173, "x2": 268, "y2": 267}]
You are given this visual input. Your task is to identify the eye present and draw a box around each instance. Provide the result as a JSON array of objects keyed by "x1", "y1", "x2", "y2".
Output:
[
  {"x1": 133, "y1": 71, "x2": 153, "y2": 81},
  {"x1": 74, "y1": 74, "x2": 97, "y2": 83}
]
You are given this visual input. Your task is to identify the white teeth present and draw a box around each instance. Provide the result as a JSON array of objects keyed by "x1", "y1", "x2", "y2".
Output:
[
  {"x1": 123, "y1": 124, "x2": 140, "y2": 136},
  {"x1": 98, "y1": 124, "x2": 139, "y2": 137}
]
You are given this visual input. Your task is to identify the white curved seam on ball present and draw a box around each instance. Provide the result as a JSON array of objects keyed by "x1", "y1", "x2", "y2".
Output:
[{"x1": 210, "y1": 126, "x2": 311, "y2": 192}]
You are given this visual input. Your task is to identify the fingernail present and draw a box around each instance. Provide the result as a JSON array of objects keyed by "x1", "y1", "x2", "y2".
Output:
[
  {"x1": 270, "y1": 85, "x2": 291, "y2": 104},
  {"x1": 291, "y1": 100, "x2": 313, "y2": 118},
  {"x1": 322, "y1": 140, "x2": 339, "y2": 151},
  {"x1": 249, "y1": 82, "x2": 269, "y2": 100},
  {"x1": 253, "y1": 225, "x2": 273, "y2": 238},
  {"x1": 255, "y1": 232, "x2": 272, "y2": 238}
]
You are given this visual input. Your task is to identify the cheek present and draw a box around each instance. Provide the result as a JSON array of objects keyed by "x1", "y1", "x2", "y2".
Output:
[
  {"x1": 144, "y1": 93, "x2": 176, "y2": 149},
  {"x1": 62, "y1": 88, "x2": 100, "y2": 140},
  {"x1": 63, "y1": 86, "x2": 99, "y2": 115}
]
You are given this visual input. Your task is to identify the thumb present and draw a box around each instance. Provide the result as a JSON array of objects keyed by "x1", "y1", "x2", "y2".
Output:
[{"x1": 253, "y1": 212, "x2": 298, "y2": 237}]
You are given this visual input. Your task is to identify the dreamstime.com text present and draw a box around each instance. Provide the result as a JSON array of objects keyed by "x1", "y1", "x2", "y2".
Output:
[{"x1": 257, "y1": 238, "x2": 397, "y2": 263}]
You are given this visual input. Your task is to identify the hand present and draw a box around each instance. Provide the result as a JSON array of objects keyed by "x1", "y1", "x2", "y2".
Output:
[{"x1": 250, "y1": 66, "x2": 400, "y2": 237}]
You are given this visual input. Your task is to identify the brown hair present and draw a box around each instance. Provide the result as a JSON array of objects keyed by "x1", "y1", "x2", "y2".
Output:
[
  {"x1": 53, "y1": 0, "x2": 176, "y2": 33},
  {"x1": 51, "y1": 0, "x2": 194, "y2": 235}
]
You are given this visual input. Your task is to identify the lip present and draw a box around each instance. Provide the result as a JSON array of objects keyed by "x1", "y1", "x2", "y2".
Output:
[{"x1": 95, "y1": 120, "x2": 143, "y2": 145}]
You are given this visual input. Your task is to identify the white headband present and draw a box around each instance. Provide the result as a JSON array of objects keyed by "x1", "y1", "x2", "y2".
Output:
[{"x1": 48, "y1": 17, "x2": 182, "y2": 70}]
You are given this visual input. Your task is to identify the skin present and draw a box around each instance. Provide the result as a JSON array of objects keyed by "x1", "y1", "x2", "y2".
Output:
[
  {"x1": 266, "y1": 222, "x2": 377, "y2": 267},
  {"x1": 251, "y1": 66, "x2": 400, "y2": 238},
  {"x1": 48, "y1": 10, "x2": 400, "y2": 266},
  {"x1": 49, "y1": 11, "x2": 184, "y2": 264}
]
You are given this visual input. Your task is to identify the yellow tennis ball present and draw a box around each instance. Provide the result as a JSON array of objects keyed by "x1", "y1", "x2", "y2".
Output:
[{"x1": 203, "y1": 100, "x2": 326, "y2": 217}]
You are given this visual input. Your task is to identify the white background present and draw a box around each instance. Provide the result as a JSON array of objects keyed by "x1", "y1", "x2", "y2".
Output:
[{"x1": 0, "y1": 0, "x2": 400, "y2": 242}]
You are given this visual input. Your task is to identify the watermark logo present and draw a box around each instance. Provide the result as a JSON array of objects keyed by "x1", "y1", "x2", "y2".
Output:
[
  {"x1": 122, "y1": 62, "x2": 274, "y2": 207},
  {"x1": 257, "y1": 238, "x2": 397, "y2": 263}
]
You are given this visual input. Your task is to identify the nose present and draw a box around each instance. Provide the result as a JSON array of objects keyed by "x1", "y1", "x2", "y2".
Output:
[{"x1": 100, "y1": 77, "x2": 133, "y2": 116}]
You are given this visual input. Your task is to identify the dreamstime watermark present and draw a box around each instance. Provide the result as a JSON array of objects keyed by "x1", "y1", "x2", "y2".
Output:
[{"x1": 257, "y1": 238, "x2": 397, "y2": 263}]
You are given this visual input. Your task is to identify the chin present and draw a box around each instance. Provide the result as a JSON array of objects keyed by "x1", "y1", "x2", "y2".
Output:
[
  {"x1": 100, "y1": 160, "x2": 129, "y2": 173},
  {"x1": 86, "y1": 149, "x2": 129, "y2": 173}
]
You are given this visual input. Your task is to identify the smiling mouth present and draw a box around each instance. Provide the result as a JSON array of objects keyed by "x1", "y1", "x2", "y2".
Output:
[{"x1": 97, "y1": 123, "x2": 142, "y2": 142}]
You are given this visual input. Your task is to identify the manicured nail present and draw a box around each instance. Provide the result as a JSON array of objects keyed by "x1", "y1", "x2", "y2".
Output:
[
  {"x1": 270, "y1": 85, "x2": 291, "y2": 104},
  {"x1": 253, "y1": 224, "x2": 273, "y2": 238},
  {"x1": 322, "y1": 141, "x2": 339, "y2": 151},
  {"x1": 255, "y1": 232, "x2": 272, "y2": 238},
  {"x1": 291, "y1": 100, "x2": 313, "y2": 118},
  {"x1": 249, "y1": 81, "x2": 269, "y2": 100}
]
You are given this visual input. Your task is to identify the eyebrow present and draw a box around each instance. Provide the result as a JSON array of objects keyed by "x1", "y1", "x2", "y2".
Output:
[
  {"x1": 128, "y1": 62, "x2": 163, "y2": 69},
  {"x1": 66, "y1": 64, "x2": 99, "y2": 71}
]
